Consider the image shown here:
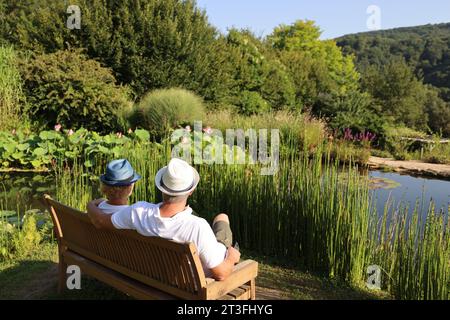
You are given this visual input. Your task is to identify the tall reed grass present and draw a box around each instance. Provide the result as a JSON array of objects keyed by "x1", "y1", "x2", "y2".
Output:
[
  {"x1": 0, "y1": 46, "x2": 24, "y2": 131},
  {"x1": 52, "y1": 139, "x2": 449, "y2": 299}
]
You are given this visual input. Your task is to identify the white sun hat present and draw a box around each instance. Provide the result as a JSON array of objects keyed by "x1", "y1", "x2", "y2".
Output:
[{"x1": 155, "y1": 158, "x2": 200, "y2": 196}]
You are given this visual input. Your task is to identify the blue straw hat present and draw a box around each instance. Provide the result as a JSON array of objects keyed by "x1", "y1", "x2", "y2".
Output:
[{"x1": 100, "y1": 159, "x2": 141, "y2": 186}]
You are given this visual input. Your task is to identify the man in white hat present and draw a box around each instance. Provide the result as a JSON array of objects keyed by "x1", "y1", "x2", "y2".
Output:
[{"x1": 87, "y1": 158, "x2": 240, "y2": 281}]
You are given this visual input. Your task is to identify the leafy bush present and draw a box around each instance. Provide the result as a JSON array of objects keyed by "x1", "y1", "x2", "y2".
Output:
[
  {"x1": 314, "y1": 90, "x2": 386, "y2": 141},
  {"x1": 12, "y1": 213, "x2": 42, "y2": 258},
  {"x1": 0, "y1": 207, "x2": 55, "y2": 260},
  {"x1": 19, "y1": 49, "x2": 132, "y2": 132},
  {"x1": 422, "y1": 137, "x2": 450, "y2": 164},
  {"x1": 0, "y1": 46, "x2": 25, "y2": 131},
  {"x1": 130, "y1": 88, "x2": 205, "y2": 138},
  {"x1": 236, "y1": 91, "x2": 270, "y2": 115}
]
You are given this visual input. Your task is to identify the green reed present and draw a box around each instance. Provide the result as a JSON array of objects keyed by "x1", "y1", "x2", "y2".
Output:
[{"x1": 52, "y1": 139, "x2": 449, "y2": 299}]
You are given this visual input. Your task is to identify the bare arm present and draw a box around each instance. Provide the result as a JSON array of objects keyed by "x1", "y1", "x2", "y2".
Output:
[
  {"x1": 210, "y1": 247, "x2": 241, "y2": 281},
  {"x1": 87, "y1": 199, "x2": 115, "y2": 230}
]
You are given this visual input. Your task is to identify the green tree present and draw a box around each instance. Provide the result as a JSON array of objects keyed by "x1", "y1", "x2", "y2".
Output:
[
  {"x1": 268, "y1": 20, "x2": 360, "y2": 94},
  {"x1": 225, "y1": 29, "x2": 296, "y2": 112},
  {"x1": 361, "y1": 58, "x2": 428, "y2": 129},
  {"x1": 424, "y1": 88, "x2": 450, "y2": 137}
]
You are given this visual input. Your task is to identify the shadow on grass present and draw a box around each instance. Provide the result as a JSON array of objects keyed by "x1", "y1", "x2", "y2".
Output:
[{"x1": 0, "y1": 259, "x2": 130, "y2": 300}]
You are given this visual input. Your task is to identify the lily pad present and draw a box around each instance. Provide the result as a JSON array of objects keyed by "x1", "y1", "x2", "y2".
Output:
[{"x1": 369, "y1": 177, "x2": 401, "y2": 190}]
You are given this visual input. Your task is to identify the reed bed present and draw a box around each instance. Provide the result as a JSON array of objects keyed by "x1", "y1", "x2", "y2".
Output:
[
  {"x1": 52, "y1": 139, "x2": 449, "y2": 299},
  {"x1": 0, "y1": 46, "x2": 23, "y2": 131}
]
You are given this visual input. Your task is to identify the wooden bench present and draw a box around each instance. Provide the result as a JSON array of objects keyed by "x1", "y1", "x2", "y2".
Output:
[{"x1": 44, "y1": 195, "x2": 258, "y2": 300}]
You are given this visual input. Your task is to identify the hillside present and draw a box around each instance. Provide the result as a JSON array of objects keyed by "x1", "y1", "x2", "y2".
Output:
[{"x1": 336, "y1": 23, "x2": 450, "y2": 101}]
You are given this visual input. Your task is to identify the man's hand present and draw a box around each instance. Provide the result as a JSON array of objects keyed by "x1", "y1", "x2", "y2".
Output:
[
  {"x1": 226, "y1": 246, "x2": 241, "y2": 265},
  {"x1": 87, "y1": 199, "x2": 114, "y2": 230},
  {"x1": 210, "y1": 246, "x2": 241, "y2": 281}
]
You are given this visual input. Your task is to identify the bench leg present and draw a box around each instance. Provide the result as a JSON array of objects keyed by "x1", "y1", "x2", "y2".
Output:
[
  {"x1": 58, "y1": 253, "x2": 67, "y2": 294},
  {"x1": 250, "y1": 279, "x2": 256, "y2": 300}
]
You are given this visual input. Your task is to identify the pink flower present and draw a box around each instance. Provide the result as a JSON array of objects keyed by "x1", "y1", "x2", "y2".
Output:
[
  {"x1": 203, "y1": 127, "x2": 212, "y2": 135},
  {"x1": 116, "y1": 132, "x2": 123, "y2": 138},
  {"x1": 127, "y1": 128, "x2": 133, "y2": 134},
  {"x1": 185, "y1": 125, "x2": 191, "y2": 132},
  {"x1": 54, "y1": 124, "x2": 62, "y2": 132},
  {"x1": 67, "y1": 129, "x2": 74, "y2": 136},
  {"x1": 181, "y1": 136, "x2": 190, "y2": 144}
]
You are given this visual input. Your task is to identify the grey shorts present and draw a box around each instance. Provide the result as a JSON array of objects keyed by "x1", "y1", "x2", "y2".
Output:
[{"x1": 212, "y1": 220, "x2": 233, "y2": 248}]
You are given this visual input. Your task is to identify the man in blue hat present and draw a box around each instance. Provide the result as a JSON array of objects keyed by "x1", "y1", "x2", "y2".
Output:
[{"x1": 97, "y1": 159, "x2": 141, "y2": 214}]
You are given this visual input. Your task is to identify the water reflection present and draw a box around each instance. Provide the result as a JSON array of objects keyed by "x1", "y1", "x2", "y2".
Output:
[{"x1": 0, "y1": 172, "x2": 55, "y2": 213}]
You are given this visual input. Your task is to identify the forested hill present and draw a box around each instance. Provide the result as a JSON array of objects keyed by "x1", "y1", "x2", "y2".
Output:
[{"x1": 336, "y1": 23, "x2": 450, "y2": 101}]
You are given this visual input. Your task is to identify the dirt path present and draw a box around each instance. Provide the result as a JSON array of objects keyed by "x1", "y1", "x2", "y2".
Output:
[{"x1": 368, "y1": 157, "x2": 450, "y2": 179}]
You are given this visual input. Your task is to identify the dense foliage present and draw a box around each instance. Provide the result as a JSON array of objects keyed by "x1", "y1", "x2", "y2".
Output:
[
  {"x1": 0, "y1": 0, "x2": 448, "y2": 140},
  {"x1": 0, "y1": 46, "x2": 24, "y2": 131},
  {"x1": 19, "y1": 50, "x2": 132, "y2": 132},
  {"x1": 0, "y1": 128, "x2": 151, "y2": 170},
  {"x1": 337, "y1": 23, "x2": 450, "y2": 136},
  {"x1": 0, "y1": 0, "x2": 234, "y2": 104},
  {"x1": 337, "y1": 23, "x2": 450, "y2": 100}
]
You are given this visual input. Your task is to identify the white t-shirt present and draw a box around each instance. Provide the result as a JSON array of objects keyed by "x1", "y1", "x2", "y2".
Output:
[
  {"x1": 98, "y1": 201, "x2": 130, "y2": 214},
  {"x1": 111, "y1": 201, "x2": 227, "y2": 276}
]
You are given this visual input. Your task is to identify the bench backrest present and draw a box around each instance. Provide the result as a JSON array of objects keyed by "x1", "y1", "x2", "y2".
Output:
[{"x1": 44, "y1": 196, "x2": 207, "y2": 299}]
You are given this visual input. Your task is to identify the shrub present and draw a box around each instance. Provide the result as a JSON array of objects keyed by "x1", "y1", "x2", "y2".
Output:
[
  {"x1": 19, "y1": 50, "x2": 132, "y2": 132},
  {"x1": 130, "y1": 88, "x2": 205, "y2": 138},
  {"x1": 12, "y1": 214, "x2": 42, "y2": 258},
  {"x1": 0, "y1": 46, "x2": 25, "y2": 131},
  {"x1": 236, "y1": 91, "x2": 270, "y2": 115}
]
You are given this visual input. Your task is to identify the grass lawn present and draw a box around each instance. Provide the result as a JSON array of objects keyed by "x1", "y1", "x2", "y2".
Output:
[{"x1": 0, "y1": 242, "x2": 390, "y2": 300}]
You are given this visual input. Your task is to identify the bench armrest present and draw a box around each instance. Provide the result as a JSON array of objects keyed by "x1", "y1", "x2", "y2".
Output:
[{"x1": 205, "y1": 260, "x2": 258, "y2": 300}]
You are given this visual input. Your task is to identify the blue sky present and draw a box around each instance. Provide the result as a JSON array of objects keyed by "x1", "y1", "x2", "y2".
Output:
[{"x1": 196, "y1": 0, "x2": 450, "y2": 39}]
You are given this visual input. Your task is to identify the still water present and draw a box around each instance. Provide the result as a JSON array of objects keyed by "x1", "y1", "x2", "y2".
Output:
[{"x1": 369, "y1": 171, "x2": 450, "y2": 219}]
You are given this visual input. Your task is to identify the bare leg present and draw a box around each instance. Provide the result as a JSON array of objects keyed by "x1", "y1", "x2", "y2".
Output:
[{"x1": 212, "y1": 213, "x2": 233, "y2": 248}]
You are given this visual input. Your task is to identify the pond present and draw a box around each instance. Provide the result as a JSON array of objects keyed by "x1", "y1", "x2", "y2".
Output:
[
  {"x1": 369, "y1": 171, "x2": 450, "y2": 220},
  {"x1": 1, "y1": 170, "x2": 449, "y2": 221}
]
